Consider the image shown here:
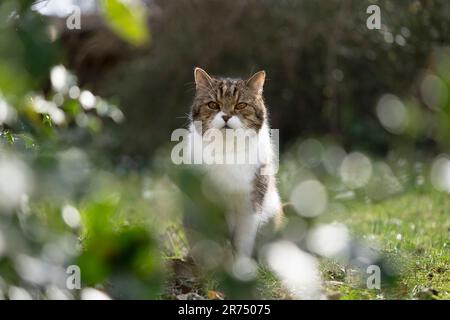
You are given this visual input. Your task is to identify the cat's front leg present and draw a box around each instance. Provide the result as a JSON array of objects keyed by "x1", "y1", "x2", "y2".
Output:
[{"x1": 232, "y1": 209, "x2": 260, "y2": 258}]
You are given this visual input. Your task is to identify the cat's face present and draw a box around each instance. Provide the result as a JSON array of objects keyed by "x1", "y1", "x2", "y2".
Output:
[{"x1": 191, "y1": 68, "x2": 267, "y2": 133}]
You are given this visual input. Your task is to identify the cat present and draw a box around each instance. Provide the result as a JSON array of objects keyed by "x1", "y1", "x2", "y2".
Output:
[{"x1": 186, "y1": 67, "x2": 283, "y2": 258}]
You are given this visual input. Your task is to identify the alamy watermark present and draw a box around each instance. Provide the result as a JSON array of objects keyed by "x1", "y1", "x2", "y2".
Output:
[
  {"x1": 366, "y1": 264, "x2": 381, "y2": 290},
  {"x1": 66, "y1": 265, "x2": 81, "y2": 290},
  {"x1": 366, "y1": 5, "x2": 381, "y2": 30},
  {"x1": 64, "y1": 4, "x2": 381, "y2": 33},
  {"x1": 170, "y1": 122, "x2": 279, "y2": 174},
  {"x1": 66, "y1": 5, "x2": 81, "y2": 30}
]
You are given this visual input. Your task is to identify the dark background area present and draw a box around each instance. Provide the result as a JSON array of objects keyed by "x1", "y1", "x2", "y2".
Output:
[{"x1": 56, "y1": 0, "x2": 450, "y2": 160}]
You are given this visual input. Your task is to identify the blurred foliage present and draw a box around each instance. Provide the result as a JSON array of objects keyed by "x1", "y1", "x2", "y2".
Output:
[
  {"x1": 0, "y1": 0, "x2": 162, "y2": 300},
  {"x1": 77, "y1": 195, "x2": 163, "y2": 299},
  {"x1": 99, "y1": 0, "x2": 150, "y2": 46}
]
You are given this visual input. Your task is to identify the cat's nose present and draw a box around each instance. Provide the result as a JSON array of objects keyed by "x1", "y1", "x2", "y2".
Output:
[{"x1": 222, "y1": 114, "x2": 231, "y2": 122}]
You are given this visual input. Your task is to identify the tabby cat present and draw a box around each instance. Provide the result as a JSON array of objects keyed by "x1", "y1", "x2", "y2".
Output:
[{"x1": 187, "y1": 67, "x2": 282, "y2": 257}]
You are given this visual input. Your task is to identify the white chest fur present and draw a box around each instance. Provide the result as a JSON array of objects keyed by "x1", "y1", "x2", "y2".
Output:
[
  {"x1": 187, "y1": 123, "x2": 272, "y2": 191},
  {"x1": 186, "y1": 122, "x2": 278, "y2": 257}
]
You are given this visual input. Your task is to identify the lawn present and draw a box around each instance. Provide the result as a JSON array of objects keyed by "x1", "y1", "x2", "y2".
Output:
[
  {"x1": 319, "y1": 190, "x2": 450, "y2": 300},
  {"x1": 162, "y1": 188, "x2": 450, "y2": 300}
]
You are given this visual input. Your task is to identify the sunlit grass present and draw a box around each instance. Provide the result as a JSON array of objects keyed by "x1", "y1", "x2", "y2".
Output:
[
  {"x1": 319, "y1": 190, "x2": 450, "y2": 300},
  {"x1": 161, "y1": 188, "x2": 449, "y2": 300}
]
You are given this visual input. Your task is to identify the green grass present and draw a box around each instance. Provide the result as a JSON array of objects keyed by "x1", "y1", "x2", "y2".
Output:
[
  {"x1": 164, "y1": 189, "x2": 450, "y2": 300},
  {"x1": 318, "y1": 190, "x2": 449, "y2": 300}
]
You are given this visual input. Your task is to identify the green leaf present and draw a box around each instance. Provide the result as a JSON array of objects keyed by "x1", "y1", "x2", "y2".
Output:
[
  {"x1": 42, "y1": 114, "x2": 52, "y2": 127},
  {"x1": 100, "y1": 0, "x2": 150, "y2": 46},
  {"x1": 1, "y1": 130, "x2": 14, "y2": 144}
]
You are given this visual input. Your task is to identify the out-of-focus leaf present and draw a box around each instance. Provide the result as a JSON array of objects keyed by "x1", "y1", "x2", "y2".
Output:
[
  {"x1": 100, "y1": 0, "x2": 150, "y2": 46},
  {"x1": 42, "y1": 114, "x2": 52, "y2": 127},
  {"x1": 1, "y1": 130, "x2": 14, "y2": 144},
  {"x1": 77, "y1": 196, "x2": 164, "y2": 298},
  {"x1": 63, "y1": 99, "x2": 81, "y2": 117}
]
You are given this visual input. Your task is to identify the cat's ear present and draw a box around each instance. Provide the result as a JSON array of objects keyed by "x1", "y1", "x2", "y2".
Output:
[
  {"x1": 194, "y1": 67, "x2": 213, "y2": 90},
  {"x1": 246, "y1": 70, "x2": 266, "y2": 95}
]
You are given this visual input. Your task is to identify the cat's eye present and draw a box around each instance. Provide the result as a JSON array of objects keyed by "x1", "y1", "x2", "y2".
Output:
[
  {"x1": 208, "y1": 101, "x2": 220, "y2": 110},
  {"x1": 235, "y1": 102, "x2": 247, "y2": 110}
]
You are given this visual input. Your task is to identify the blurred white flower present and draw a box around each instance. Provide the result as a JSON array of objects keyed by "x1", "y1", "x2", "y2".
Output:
[
  {"x1": 307, "y1": 223, "x2": 350, "y2": 259},
  {"x1": 376, "y1": 94, "x2": 408, "y2": 134},
  {"x1": 0, "y1": 96, "x2": 17, "y2": 125},
  {"x1": 14, "y1": 254, "x2": 65, "y2": 286},
  {"x1": 290, "y1": 180, "x2": 327, "y2": 217},
  {"x1": 52, "y1": 93, "x2": 64, "y2": 106},
  {"x1": 46, "y1": 285, "x2": 72, "y2": 300},
  {"x1": 81, "y1": 288, "x2": 111, "y2": 300},
  {"x1": 430, "y1": 155, "x2": 450, "y2": 193},
  {"x1": 68, "y1": 86, "x2": 81, "y2": 99},
  {"x1": 79, "y1": 90, "x2": 96, "y2": 110},
  {"x1": 383, "y1": 31, "x2": 394, "y2": 44},
  {"x1": 30, "y1": 95, "x2": 65, "y2": 125},
  {"x1": 109, "y1": 108, "x2": 124, "y2": 123},
  {"x1": 50, "y1": 65, "x2": 69, "y2": 92},
  {"x1": 8, "y1": 286, "x2": 32, "y2": 300},
  {"x1": 263, "y1": 241, "x2": 324, "y2": 300},
  {"x1": 340, "y1": 152, "x2": 372, "y2": 189},
  {"x1": 0, "y1": 154, "x2": 32, "y2": 212},
  {"x1": 61, "y1": 204, "x2": 81, "y2": 229}
]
